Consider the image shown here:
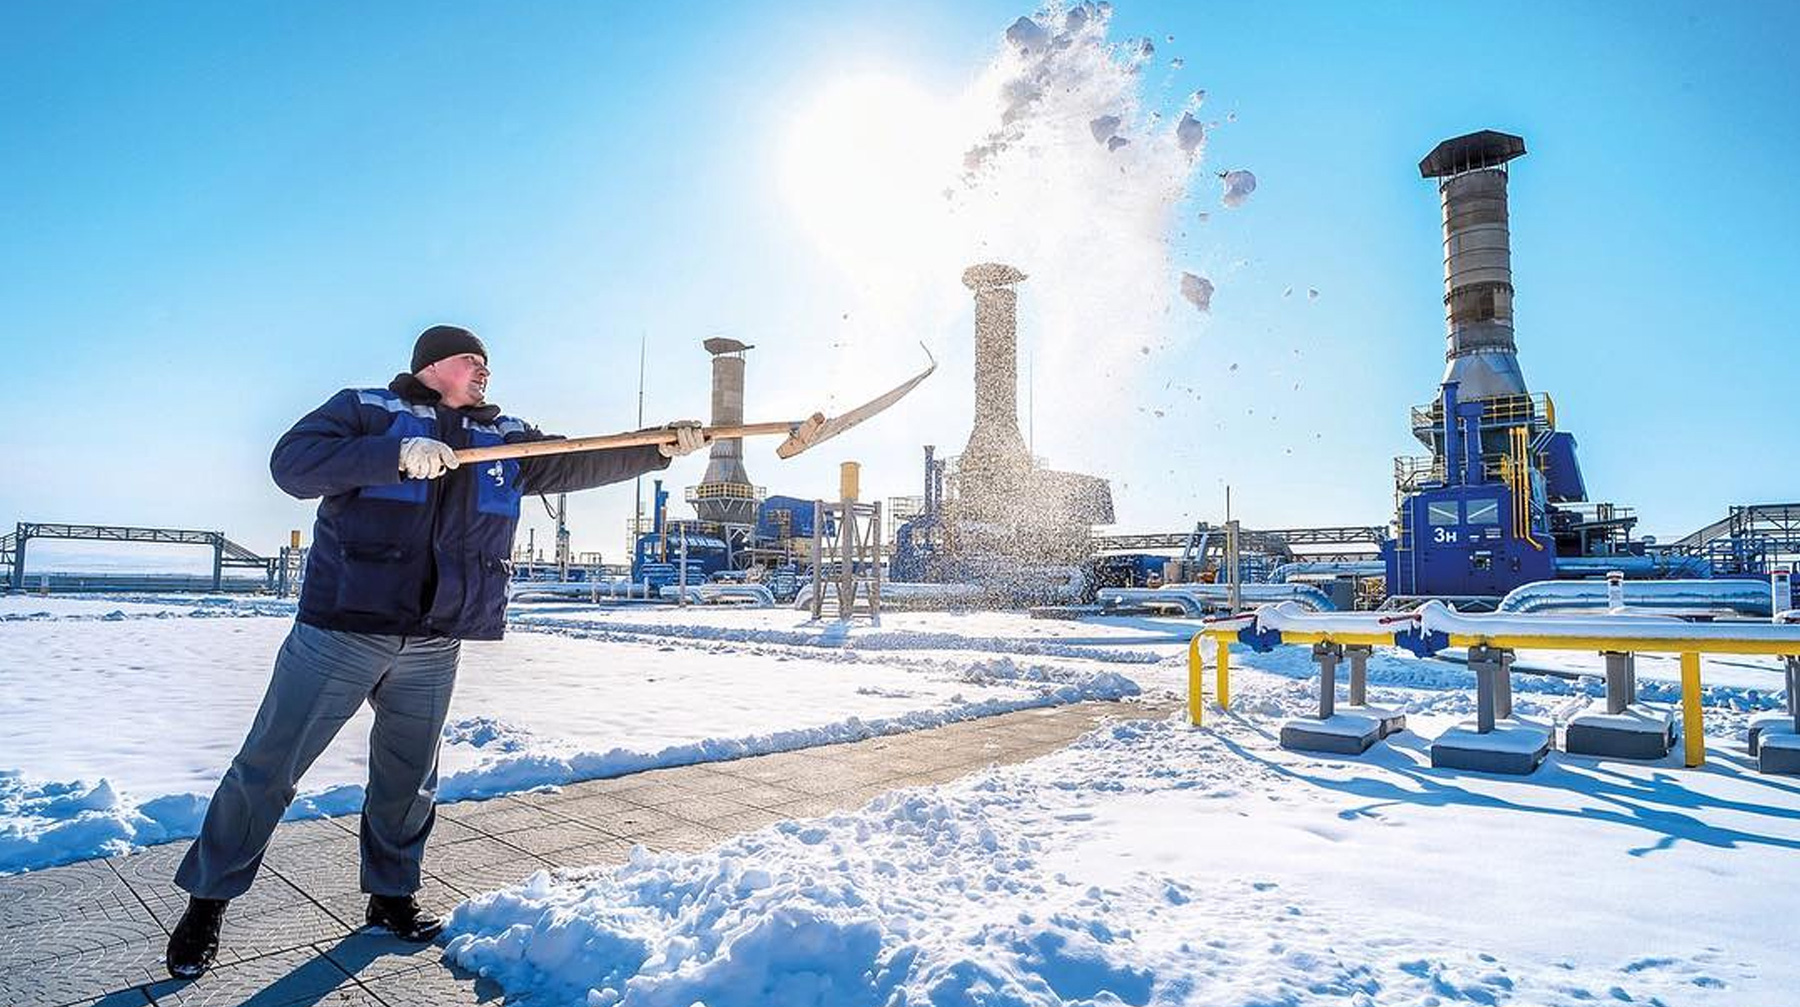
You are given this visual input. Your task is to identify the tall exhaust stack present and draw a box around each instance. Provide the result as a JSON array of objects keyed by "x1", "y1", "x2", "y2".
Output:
[
  {"x1": 1419, "y1": 130, "x2": 1529, "y2": 400},
  {"x1": 694, "y1": 337, "x2": 759, "y2": 525},
  {"x1": 958, "y1": 263, "x2": 1032, "y2": 520}
]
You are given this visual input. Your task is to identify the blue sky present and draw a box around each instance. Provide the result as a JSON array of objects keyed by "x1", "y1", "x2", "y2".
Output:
[{"x1": 3, "y1": 1, "x2": 1796, "y2": 567}]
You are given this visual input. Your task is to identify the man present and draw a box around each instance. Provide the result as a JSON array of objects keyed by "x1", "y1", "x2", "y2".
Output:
[{"x1": 164, "y1": 324, "x2": 705, "y2": 978}]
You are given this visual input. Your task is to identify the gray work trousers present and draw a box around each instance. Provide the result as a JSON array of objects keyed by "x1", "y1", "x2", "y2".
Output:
[{"x1": 175, "y1": 621, "x2": 459, "y2": 900}]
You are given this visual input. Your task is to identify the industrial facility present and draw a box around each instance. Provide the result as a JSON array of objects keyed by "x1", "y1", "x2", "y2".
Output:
[{"x1": 4, "y1": 129, "x2": 1795, "y2": 620}]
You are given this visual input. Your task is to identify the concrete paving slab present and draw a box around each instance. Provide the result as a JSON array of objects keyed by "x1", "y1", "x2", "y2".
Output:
[
  {"x1": 439, "y1": 799, "x2": 570, "y2": 838},
  {"x1": 0, "y1": 914, "x2": 167, "y2": 972},
  {"x1": 589, "y1": 804, "x2": 685, "y2": 838},
  {"x1": 0, "y1": 860, "x2": 153, "y2": 931},
  {"x1": 426, "y1": 861, "x2": 543, "y2": 901},
  {"x1": 0, "y1": 921, "x2": 162, "y2": 1007},
  {"x1": 635, "y1": 822, "x2": 730, "y2": 855},
  {"x1": 700, "y1": 808, "x2": 787, "y2": 836},
  {"x1": 315, "y1": 931, "x2": 443, "y2": 983},
  {"x1": 601, "y1": 780, "x2": 695, "y2": 809},
  {"x1": 357, "y1": 958, "x2": 506, "y2": 1006},
  {"x1": 537, "y1": 838, "x2": 636, "y2": 875},
  {"x1": 481, "y1": 820, "x2": 615, "y2": 858},
  {"x1": 657, "y1": 793, "x2": 768, "y2": 826},
  {"x1": 526, "y1": 788, "x2": 641, "y2": 819}
]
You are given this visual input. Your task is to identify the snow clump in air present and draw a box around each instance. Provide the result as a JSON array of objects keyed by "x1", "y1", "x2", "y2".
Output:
[
  {"x1": 1176, "y1": 112, "x2": 1205, "y2": 156},
  {"x1": 1220, "y1": 169, "x2": 1257, "y2": 207},
  {"x1": 1180, "y1": 272, "x2": 1214, "y2": 312}
]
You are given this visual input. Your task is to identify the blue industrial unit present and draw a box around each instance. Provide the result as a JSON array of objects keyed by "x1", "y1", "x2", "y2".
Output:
[
  {"x1": 628, "y1": 479, "x2": 829, "y2": 598},
  {"x1": 1382, "y1": 131, "x2": 1718, "y2": 600}
]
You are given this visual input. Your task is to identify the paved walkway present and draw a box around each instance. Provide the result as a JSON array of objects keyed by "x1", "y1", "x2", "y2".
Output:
[{"x1": 2, "y1": 698, "x2": 1176, "y2": 1007}]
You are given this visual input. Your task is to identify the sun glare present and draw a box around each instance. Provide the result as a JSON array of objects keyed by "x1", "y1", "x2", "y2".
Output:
[{"x1": 779, "y1": 73, "x2": 964, "y2": 281}]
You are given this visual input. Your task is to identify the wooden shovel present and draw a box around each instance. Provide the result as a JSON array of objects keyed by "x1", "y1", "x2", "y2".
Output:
[{"x1": 453, "y1": 344, "x2": 936, "y2": 466}]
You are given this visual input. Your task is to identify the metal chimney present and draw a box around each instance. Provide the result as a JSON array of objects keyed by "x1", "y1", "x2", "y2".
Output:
[
  {"x1": 1420, "y1": 130, "x2": 1529, "y2": 400},
  {"x1": 694, "y1": 337, "x2": 759, "y2": 525}
]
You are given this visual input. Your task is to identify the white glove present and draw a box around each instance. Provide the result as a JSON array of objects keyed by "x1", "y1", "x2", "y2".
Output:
[
  {"x1": 399, "y1": 437, "x2": 460, "y2": 479},
  {"x1": 658, "y1": 420, "x2": 708, "y2": 459}
]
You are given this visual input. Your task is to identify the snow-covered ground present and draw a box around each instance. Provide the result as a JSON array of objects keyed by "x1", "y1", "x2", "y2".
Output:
[
  {"x1": 447, "y1": 712, "x2": 1799, "y2": 1006},
  {"x1": 0, "y1": 595, "x2": 1145, "y2": 874},
  {"x1": 5, "y1": 593, "x2": 1797, "y2": 1003}
]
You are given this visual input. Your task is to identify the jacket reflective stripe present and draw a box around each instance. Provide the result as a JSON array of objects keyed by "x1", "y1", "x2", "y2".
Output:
[
  {"x1": 464, "y1": 416, "x2": 527, "y2": 436},
  {"x1": 356, "y1": 390, "x2": 437, "y2": 419}
]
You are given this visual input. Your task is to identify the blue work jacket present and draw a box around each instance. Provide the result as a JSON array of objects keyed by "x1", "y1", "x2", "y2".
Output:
[{"x1": 271, "y1": 375, "x2": 668, "y2": 640}]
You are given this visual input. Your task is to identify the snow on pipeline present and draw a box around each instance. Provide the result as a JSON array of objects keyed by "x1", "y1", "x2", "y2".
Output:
[{"x1": 444, "y1": 715, "x2": 1788, "y2": 1006}]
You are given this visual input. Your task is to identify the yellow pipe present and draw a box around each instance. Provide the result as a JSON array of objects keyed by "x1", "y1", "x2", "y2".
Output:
[
  {"x1": 1260, "y1": 630, "x2": 1396, "y2": 648},
  {"x1": 1187, "y1": 633, "x2": 1204, "y2": 726},
  {"x1": 1681, "y1": 651, "x2": 1705, "y2": 767},
  {"x1": 1217, "y1": 640, "x2": 1231, "y2": 710},
  {"x1": 1443, "y1": 633, "x2": 1800, "y2": 658}
]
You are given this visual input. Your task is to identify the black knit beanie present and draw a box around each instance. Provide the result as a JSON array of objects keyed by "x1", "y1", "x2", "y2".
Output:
[{"x1": 411, "y1": 324, "x2": 488, "y2": 373}]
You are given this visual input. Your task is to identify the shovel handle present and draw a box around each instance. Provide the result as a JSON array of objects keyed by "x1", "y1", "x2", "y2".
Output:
[{"x1": 453, "y1": 422, "x2": 799, "y2": 465}]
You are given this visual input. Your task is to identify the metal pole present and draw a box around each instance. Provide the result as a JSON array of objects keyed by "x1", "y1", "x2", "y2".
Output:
[
  {"x1": 632, "y1": 332, "x2": 646, "y2": 554},
  {"x1": 1226, "y1": 519, "x2": 1241, "y2": 613},
  {"x1": 1472, "y1": 645, "x2": 1498, "y2": 734},
  {"x1": 871, "y1": 501, "x2": 883, "y2": 626},
  {"x1": 839, "y1": 504, "x2": 854, "y2": 619},
  {"x1": 1680, "y1": 652, "x2": 1705, "y2": 767},
  {"x1": 677, "y1": 532, "x2": 688, "y2": 607},
  {"x1": 1786, "y1": 655, "x2": 1799, "y2": 733},
  {"x1": 1314, "y1": 642, "x2": 1339, "y2": 720},
  {"x1": 1347, "y1": 645, "x2": 1371, "y2": 707},
  {"x1": 1496, "y1": 649, "x2": 1514, "y2": 720},
  {"x1": 810, "y1": 501, "x2": 824, "y2": 620},
  {"x1": 1187, "y1": 633, "x2": 1205, "y2": 727},
  {"x1": 1603, "y1": 651, "x2": 1631, "y2": 714}
]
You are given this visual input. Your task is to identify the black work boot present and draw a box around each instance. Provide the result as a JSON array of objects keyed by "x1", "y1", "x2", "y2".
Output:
[
  {"x1": 165, "y1": 896, "x2": 228, "y2": 979},
  {"x1": 365, "y1": 893, "x2": 445, "y2": 942}
]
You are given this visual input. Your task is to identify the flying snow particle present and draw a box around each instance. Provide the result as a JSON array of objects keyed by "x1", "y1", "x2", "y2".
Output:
[
  {"x1": 1171, "y1": 57, "x2": 1185, "y2": 69},
  {"x1": 1308, "y1": 288, "x2": 1319, "y2": 300},
  {"x1": 1005, "y1": 16, "x2": 1050, "y2": 52},
  {"x1": 1089, "y1": 114, "x2": 1123, "y2": 144},
  {"x1": 1179, "y1": 272, "x2": 1214, "y2": 312},
  {"x1": 1154, "y1": 410, "x2": 1165, "y2": 419},
  {"x1": 1108, "y1": 136, "x2": 1130, "y2": 151},
  {"x1": 1220, "y1": 170, "x2": 1257, "y2": 208},
  {"x1": 1141, "y1": 346, "x2": 1151, "y2": 355},
  {"x1": 1176, "y1": 112, "x2": 1205, "y2": 156},
  {"x1": 1283, "y1": 286, "x2": 1293, "y2": 298},
  {"x1": 1196, "y1": 211, "x2": 1210, "y2": 222},
  {"x1": 1229, "y1": 362, "x2": 1240, "y2": 372},
  {"x1": 1189, "y1": 89, "x2": 1207, "y2": 107}
]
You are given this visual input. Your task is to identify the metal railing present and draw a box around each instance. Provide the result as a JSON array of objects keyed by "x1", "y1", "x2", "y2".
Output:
[
  {"x1": 684, "y1": 482, "x2": 765, "y2": 504},
  {"x1": 1410, "y1": 391, "x2": 1557, "y2": 437}
]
